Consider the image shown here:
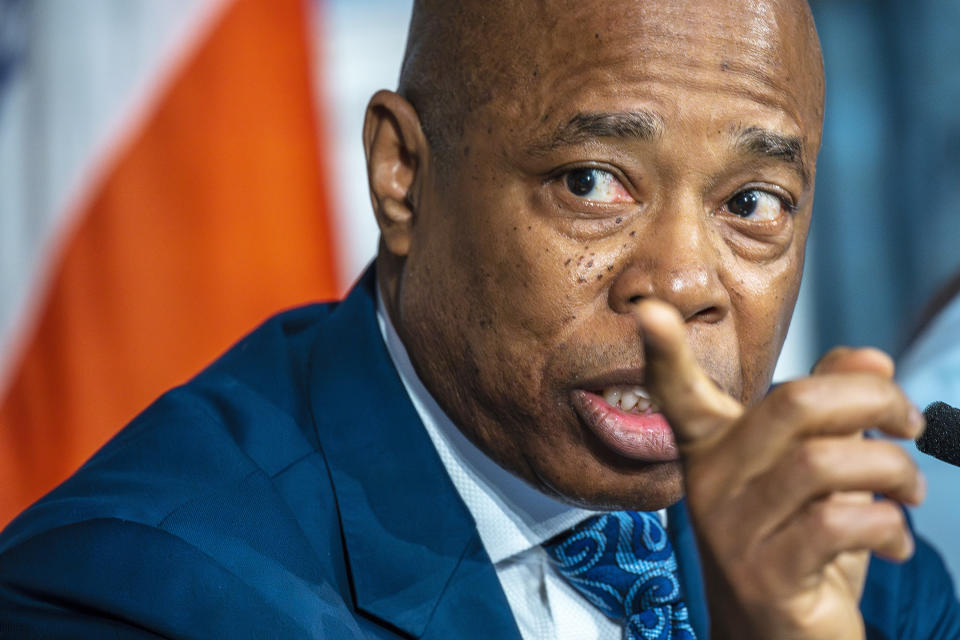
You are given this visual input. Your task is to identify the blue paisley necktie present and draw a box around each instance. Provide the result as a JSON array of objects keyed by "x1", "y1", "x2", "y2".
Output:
[{"x1": 543, "y1": 511, "x2": 697, "y2": 640}]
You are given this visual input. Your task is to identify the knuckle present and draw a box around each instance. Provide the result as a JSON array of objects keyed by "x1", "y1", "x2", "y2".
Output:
[
  {"x1": 814, "y1": 346, "x2": 853, "y2": 371},
  {"x1": 770, "y1": 379, "x2": 817, "y2": 415},
  {"x1": 808, "y1": 500, "x2": 843, "y2": 538},
  {"x1": 793, "y1": 441, "x2": 831, "y2": 478}
]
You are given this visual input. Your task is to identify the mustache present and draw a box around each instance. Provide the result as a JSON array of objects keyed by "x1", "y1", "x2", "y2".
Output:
[{"x1": 546, "y1": 335, "x2": 740, "y2": 397}]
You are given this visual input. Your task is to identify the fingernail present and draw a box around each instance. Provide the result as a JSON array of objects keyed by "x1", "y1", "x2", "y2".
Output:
[{"x1": 908, "y1": 405, "x2": 925, "y2": 436}]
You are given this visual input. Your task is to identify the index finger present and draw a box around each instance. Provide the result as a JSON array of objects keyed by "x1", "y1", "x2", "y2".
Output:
[{"x1": 636, "y1": 299, "x2": 743, "y2": 445}]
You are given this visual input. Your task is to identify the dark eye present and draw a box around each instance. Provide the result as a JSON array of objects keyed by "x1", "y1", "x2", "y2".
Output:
[
  {"x1": 724, "y1": 189, "x2": 784, "y2": 221},
  {"x1": 566, "y1": 169, "x2": 596, "y2": 196},
  {"x1": 560, "y1": 168, "x2": 633, "y2": 203}
]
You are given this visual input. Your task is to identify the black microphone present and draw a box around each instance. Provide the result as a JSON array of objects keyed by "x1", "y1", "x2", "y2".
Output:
[{"x1": 917, "y1": 401, "x2": 960, "y2": 467}]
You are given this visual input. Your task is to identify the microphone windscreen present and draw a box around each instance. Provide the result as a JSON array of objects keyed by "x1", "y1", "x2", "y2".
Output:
[{"x1": 918, "y1": 401, "x2": 960, "y2": 467}]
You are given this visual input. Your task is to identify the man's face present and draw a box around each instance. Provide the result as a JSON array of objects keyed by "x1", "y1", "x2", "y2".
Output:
[{"x1": 390, "y1": 0, "x2": 823, "y2": 510}]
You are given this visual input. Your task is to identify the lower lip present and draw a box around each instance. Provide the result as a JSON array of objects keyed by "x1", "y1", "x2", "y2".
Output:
[{"x1": 571, "y1": 390, "x2": 679, "y2": 462}]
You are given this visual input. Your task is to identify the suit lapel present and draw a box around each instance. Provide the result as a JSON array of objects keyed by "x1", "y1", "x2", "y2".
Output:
[{"x1": 307, "y1": 269, "x2": 521, "y2": 639}]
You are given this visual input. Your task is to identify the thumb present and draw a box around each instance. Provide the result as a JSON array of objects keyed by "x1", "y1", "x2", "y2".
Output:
[{"x1": 636, "y1": 299, "x2": 743, "y2": 445}]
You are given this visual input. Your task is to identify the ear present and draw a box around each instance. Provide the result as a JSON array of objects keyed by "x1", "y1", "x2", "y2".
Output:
[{"x1": 363, "y1": 90, "x2": 429, "y2": 257}]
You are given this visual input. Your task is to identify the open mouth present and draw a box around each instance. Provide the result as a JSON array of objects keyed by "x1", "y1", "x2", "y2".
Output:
[
  {"x1": 599, "y1": 385, "x2": 659, "y2": 414},
  {"x1": 570, "y1": 384, "x2": 679, "y2": 462}
]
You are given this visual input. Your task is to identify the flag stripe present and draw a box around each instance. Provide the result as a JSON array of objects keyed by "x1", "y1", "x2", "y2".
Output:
[{"x1": 0, "y1": 0, "x2": 340, "y2": 526}]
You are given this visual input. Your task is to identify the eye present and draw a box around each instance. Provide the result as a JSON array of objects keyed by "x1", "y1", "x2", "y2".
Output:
[
  {"x1": 563, "y1": 168, "x2": 633, "y2": 204},
  {"x1": 724, "y1": 189, "x2": 787, "y2": 221}
]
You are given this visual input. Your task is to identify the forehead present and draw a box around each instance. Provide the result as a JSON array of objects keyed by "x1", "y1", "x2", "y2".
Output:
[{"x1": 466, "y1": 0, "x2": 821, "y2": 146}]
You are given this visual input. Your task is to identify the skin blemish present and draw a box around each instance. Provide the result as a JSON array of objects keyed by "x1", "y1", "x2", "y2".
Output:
[
  {"x1": 720, "y1": 60, "x2": 730, "y2": 71},
  {"x1": 463, "y1": 145, "x2": 471, "y2": 157},
  {"x1": 597, "y1": 274, "x2": 603, "y2": 280},
  {"x1": 577, "y1": 277, "x2": 587, "y2": 283},
  {"x1": 564, "y1": 258, "x2": 572, "y2": 266},
  {"x1": 586, "y1": 260, "x2": 594, "y2": 268},
  {"x1": 615, "y1": 217, "x2": 623, "y2": 224},
  {"x1": 607, "y1": 265, "x2": 614, "y2": 271},
  {"x1": 629, "y1": 231, "x2": 637, "y2": 237}
]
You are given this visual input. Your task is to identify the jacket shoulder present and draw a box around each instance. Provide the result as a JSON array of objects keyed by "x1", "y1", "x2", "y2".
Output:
[
  {"x1": 0, "y1": 302, "x2": 365, "y2": 636},
  {"x1": 2, "y1": 303, "x2": 337, "y2": 545}
]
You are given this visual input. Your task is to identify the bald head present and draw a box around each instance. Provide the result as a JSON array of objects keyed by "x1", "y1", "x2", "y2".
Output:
[{"x1": 398, "y1": 0, "x2": 824, "y2": 162}]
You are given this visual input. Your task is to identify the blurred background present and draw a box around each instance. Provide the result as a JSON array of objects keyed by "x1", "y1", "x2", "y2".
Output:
[{"x1": 1, "y1": 0, "x2": 958, "y2": 581}]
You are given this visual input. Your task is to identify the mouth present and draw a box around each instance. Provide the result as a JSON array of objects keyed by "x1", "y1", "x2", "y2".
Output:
[{"x1": 570, "y1": 379, "x2": 679, "y2": 462}]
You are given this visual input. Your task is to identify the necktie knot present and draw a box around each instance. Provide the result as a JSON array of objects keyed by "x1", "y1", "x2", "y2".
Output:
[{"x1": 543, "y1": 511, "x2": 696, "y2": 640}]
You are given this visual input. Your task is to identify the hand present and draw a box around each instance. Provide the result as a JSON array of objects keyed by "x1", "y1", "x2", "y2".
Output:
[{"x1": 636, "y1": 300, "x2": 926, "y2": 640}]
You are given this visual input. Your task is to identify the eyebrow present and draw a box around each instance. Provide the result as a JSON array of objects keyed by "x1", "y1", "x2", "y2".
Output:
[
  {"x1": 735, "y1": 126, "x2": 808, "y2": 184},
  {"x1": 530, "y1": 110, "x2": 664, "y2": 153}
]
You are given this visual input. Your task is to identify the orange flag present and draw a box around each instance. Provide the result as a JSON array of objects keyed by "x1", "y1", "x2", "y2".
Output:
[{"x1": 0, "y1": 0, "x2": 340, "y2": 527}]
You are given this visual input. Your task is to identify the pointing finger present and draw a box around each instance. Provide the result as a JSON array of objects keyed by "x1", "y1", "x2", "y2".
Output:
[{"x1": 636, "y1": 299, "x2": 742, "y2": 445}]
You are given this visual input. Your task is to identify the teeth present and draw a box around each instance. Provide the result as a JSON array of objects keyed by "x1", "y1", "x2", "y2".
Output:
[
  {"x1": 600, "y1": 385, "x2": 658, "y2": 413},
  {"x1": 603, "y1": 388, "x2": 622, "y2": 406}
]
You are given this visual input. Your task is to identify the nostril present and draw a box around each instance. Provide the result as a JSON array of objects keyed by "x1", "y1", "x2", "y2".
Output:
[
  {"x1": 628, "y1": 294, "x2": 646, "y2": 305},
  {"x1": 694, "y1": 306, "x2": 724, "y2": 324}
]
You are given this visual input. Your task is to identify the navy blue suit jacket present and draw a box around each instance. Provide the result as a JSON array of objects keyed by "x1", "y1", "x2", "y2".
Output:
[{"x1": 1, "y1": 269, "x2": 958, "y2": 639}]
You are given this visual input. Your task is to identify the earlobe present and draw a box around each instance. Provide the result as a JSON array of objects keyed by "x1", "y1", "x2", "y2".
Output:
[{"x1": 363, "y1": 90, "x2": 428, "y2": 258}]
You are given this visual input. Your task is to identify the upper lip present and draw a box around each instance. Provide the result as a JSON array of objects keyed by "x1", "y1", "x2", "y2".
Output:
[{"x1": 573, "y1": 367, "x2": 647, "y2": 393}]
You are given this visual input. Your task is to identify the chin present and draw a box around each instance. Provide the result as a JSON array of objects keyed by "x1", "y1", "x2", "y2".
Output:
[{"x1": 535, "y1": 458, "x2": 685, "y2": 512}]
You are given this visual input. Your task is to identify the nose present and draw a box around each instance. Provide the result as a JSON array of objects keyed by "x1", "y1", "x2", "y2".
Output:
[{"x1": 608, "y1": 207, "x2": 729, "y2": 324}]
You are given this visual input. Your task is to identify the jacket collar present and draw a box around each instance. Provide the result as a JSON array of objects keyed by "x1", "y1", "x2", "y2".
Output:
[{"x1": 307, "y1": 267, "x2": 521, "y2": 639}]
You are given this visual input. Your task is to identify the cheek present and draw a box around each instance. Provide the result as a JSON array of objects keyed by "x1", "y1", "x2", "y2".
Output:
[{"x1": 727, "y1": 252, "x2": 803, "y2": 401}]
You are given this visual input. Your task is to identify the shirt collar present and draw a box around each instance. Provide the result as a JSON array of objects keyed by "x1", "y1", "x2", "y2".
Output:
[{"x1": 376, "y1": 285, "x2": 598, "y2": 563}]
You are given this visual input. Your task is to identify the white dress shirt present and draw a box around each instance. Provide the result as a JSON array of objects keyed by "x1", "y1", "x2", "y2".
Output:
[{"x1": 376, "y1": 290, "x2": 624, "y2": 640}]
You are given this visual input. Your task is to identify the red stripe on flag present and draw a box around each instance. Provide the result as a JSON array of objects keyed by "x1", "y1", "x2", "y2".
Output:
[{"x1": 0, "y1": 0, "x2": 340, "y2": 526}]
